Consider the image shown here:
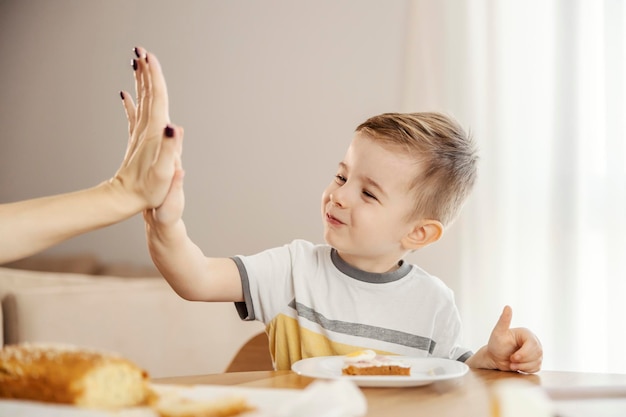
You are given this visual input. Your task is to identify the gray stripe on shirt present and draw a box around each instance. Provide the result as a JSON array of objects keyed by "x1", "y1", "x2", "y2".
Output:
[{"x1": 289, "y1": 299, "x2": 436, "y2": 354}]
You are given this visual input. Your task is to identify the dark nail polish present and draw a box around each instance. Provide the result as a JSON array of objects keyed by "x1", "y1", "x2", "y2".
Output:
[
  {"x1": 120, "y1": 91, "x2": 125, "y2": 100},
  {"x1": 164, "y1": 125, "x2": 175, "y2": 138},
  {"x1": 144, "y1": 53, "x2": 149, "y2": 64},
  {"x1": 133, "y1": 47, "x2": 141, "y2": 58},
  {"x1": 131, "y1": 59, "x2": 137, "y2": 71}
]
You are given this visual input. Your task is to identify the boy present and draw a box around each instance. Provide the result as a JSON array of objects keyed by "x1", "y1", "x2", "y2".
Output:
[{"x1": 144, "y1": 110, "x2": 543, "y2": 373}]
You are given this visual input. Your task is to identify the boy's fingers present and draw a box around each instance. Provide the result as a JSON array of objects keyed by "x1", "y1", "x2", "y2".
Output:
[
  {"x1": 152, "y1": 165, "x2": 185, "y2": 223},
  {"x1": 511, "y1": 331, "x2": 542, "y2": 362},
  {"x1": 177, "y1": 126, "x2": 184, "y2": 156},
  {"x1": 511, "y1": 357, "x2": 542, "y2": 374},
  {"x1": 170, "y1": 167, "x2": 185, "y2": 191}
]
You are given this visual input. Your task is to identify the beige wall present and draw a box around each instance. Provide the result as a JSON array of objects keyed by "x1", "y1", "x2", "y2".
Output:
[
  {"x1": 0, "y1": 1, "x2": 464, "y2": 297},
  {"x1": 0, "y1": 0, "x2": 410, "y2": 263}
]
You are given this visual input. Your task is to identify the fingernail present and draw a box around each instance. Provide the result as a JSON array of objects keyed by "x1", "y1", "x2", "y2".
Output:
[
  {"x1": 144, "y1": 53, "x2": 149, "y2": 63},
  {"x1": 133, "y1": 47, "x2": 141, "y2": 58},
  {"x1": 131, "y1": 59, "x2": 138, "y2": 71},
  {"x1": 120, "y1": 91, "x2": 125, "y2": 100},
  {"x1": 164, "y1": 125, "x2": 175, "y2": 138}
]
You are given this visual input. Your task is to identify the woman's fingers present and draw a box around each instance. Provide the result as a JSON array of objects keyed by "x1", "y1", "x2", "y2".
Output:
[
  {"x1": 117, "y1": 47, "x2": 180, "y2": 210},
  {"x1": 152, "y1": 124, "x2": 183, "y2": 186},
  {"x1": 145, "y1": 51, "x2": 170, "y2": 127},
  {"x1": 134, "y1": 48, "x2": 151, "y2": 140},
  {"x1": 119, "y1": 90, "x2": 137, "y2": 163}
]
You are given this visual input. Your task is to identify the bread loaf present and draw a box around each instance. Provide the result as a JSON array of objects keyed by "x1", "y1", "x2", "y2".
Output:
[{"x1": 0, "y1": 343, "x2": 151, "y2": 409}]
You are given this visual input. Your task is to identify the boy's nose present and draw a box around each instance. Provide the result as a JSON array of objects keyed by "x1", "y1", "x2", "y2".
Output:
[
  {"x1": 330, "y1": 187, "x2": 348, "y2": 208},
  {"x1": 330, "y1": 194, "x2": 343, "y2": 207}
]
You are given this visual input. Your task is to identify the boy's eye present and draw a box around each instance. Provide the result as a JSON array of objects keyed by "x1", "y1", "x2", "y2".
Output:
[
  {"x1": 363, "y1": 190, "x2": 377, "y2": 200},
  {"x1": 335, "y1": 175, "x2": 347, "y2": 184}
]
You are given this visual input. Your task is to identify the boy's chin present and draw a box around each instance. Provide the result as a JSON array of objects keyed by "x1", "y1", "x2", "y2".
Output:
[
  {"x1": 324, "y1": 240, "x2": 353, "y2": 256},
  {"x1": 322, "y1": 232, "x2": 343, "y2": 250}
]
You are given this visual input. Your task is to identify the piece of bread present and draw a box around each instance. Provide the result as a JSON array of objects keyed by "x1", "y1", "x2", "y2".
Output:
[
  {"x1": 0, "y1": 343, "x2": 256, "y2": 416},
  {"x1": 341, "y1": 349, "x2": 411, "y2": 376},
  {"x1": 0, "y1": 343, "x2": 151, "y2": 409},
  {"x1": 152, "y1": 394, "x2": 254, "y2": 417}
]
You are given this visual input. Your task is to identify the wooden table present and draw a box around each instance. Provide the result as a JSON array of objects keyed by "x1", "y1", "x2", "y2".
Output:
[{"x1": 156, "y1": 369, "x2": 626, "y2": 417}]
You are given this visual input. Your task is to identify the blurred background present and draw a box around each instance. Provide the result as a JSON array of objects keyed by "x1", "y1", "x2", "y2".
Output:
[{"x1": 0, "y1": 0, "x2": 624, "y2": 373}]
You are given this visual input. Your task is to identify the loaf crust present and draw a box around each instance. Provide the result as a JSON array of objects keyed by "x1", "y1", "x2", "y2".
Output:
[
  {"x1": 0, "y1": 343, "x2": 255, "y2": 415},
  {"x1": 0, "y1": 343, "x2": 151, "y2": 409}
]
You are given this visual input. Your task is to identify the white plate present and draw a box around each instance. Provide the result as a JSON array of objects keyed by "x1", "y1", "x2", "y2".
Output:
[{"x1": 291, "y1": 356, "x2": 469, "y2": 387}]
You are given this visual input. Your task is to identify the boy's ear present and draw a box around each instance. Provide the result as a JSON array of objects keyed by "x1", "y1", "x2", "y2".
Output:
[{"x1": 401, "y1": 220, "x2": 444, "y2": 250}]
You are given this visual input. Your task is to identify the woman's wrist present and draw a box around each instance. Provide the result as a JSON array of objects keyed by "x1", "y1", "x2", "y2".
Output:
[{"x1": 99, "y1": 177, "x2": 147, "y2": 219}]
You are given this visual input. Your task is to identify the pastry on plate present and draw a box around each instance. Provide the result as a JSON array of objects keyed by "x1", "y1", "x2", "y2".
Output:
[{"x1": 341, "y1": 349, "x2": 411, "y2": 376}]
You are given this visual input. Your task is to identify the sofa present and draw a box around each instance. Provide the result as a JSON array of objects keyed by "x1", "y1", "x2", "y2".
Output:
[{"x1": 0, "y1": 254, "x2": 265, "y2": 378}]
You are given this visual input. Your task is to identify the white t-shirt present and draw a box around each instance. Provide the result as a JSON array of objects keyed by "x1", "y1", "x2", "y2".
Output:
[{"x1": 233, "y1": 239, "x2": 472, "y2": 370}]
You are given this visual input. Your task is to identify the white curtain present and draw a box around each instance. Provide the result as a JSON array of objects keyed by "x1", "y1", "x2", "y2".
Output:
[{"x1": 404, "y1": 0, "x2": 626, "y2": 373}]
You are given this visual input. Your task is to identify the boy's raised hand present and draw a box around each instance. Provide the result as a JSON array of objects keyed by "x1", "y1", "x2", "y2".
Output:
[
  {"x1": 481, "y1": 305, "x2": 543, "y2": 373},
  {"x1": 114, "y1": 46, "x2": 183, "y2": 211},
  {"x1": 144, "y1": 140, "x2": 186, "y2": 228}
]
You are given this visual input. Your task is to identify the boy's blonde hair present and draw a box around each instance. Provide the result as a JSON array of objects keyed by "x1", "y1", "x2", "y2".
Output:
[{"x1": 356, "y1": 112, "x2": 478, "y2": 226}]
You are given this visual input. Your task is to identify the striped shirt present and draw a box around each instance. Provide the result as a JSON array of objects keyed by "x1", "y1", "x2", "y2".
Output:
[{"x1": 233, "y1": 239, "x2": 472, "y2": 370}]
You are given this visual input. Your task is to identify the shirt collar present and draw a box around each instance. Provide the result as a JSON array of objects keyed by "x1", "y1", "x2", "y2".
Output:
[{"x1": 330, "y1": 248, "x2": 411, "y2": 283}]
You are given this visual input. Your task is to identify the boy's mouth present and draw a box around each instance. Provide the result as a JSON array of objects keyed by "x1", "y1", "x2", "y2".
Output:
[{"x1": 326, "y1": 212, "x2": 345, "y2": 226}]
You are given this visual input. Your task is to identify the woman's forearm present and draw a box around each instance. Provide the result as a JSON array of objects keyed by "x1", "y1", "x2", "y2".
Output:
[{"x1": 0, "y1": 181, "x2": 142, "y2": 264}]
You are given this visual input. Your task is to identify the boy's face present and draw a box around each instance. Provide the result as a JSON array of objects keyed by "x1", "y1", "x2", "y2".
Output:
[{"x1": 321, "y1": 132, "x2": 422, "y2": 272}]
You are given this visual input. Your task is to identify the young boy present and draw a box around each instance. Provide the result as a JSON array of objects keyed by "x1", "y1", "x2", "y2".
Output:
[{"x1": 144, "y1": 111, "x2": 543, "y2": 373}]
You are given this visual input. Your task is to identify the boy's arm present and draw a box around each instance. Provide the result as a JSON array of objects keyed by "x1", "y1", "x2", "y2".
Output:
[
  {"x1": 145, "y1": 216, "x2": 244, "y2": 303},
  {"x1": 465, "y1": 306, "x2": 543, "y2": 373},
  {"x1": 0, "y1": 49, "x2": 178, "y2": 264},
  {"x1": 120, "y1": 48, "x2": 244, "y2": 303}
]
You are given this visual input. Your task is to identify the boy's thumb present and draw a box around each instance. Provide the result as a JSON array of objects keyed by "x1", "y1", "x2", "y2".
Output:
[{"x1": 493, "y1": 305, "x2": 513, "y2": 333}]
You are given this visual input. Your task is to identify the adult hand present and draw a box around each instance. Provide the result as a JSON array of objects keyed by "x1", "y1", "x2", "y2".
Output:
[{"x1": 113, "y1": 46, "x2": 182, "y2": 210}]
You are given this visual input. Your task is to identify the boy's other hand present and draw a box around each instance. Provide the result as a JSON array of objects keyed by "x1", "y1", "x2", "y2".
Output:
[{"x1": 484, "y1": 305, "x2": 543, "y2": 373}]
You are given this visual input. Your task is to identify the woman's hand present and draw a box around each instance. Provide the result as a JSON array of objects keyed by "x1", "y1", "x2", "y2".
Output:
[{"x1": 113, "y1": 46, "x2": 183, "y2": 211}]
